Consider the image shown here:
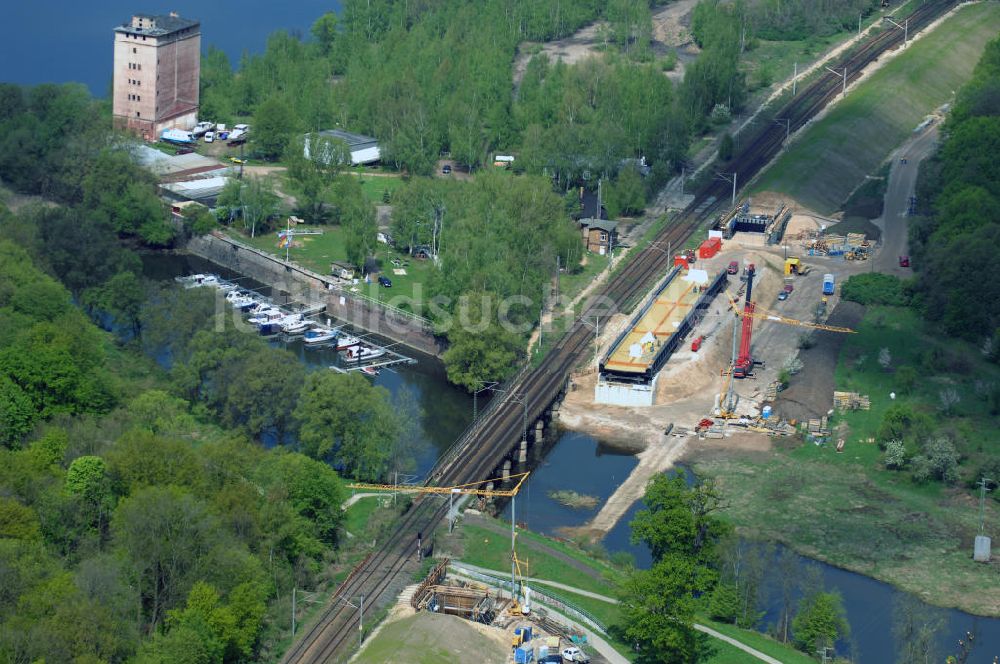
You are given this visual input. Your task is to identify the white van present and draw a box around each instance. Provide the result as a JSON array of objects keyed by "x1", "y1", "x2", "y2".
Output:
[{"x1": 204, "y1": 131, "x2": 215, "y2": 143}]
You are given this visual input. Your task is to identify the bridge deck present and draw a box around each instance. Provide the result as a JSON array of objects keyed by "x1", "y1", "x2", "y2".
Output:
[{"x1": 603, "y1": 273, "x2": 700, "y2": 374}]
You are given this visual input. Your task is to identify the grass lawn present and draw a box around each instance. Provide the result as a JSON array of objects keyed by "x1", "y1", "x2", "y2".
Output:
[
  {"x1": 354, "y1": 612, "x2": 508, "y2": 664},
  {"x1": 753, "y1": 2, "x2": 1000, "y2": 214},
  {"x1": 455, "y1": 524, "x2": 621, "y2": 597},
  {"x1": 693, "y1": 305, "x2": 1000, "y2": 616},
  {"x1": 222, "y1": 225, "x2": 435, "y2": 311},
  {"x1": 347, "y1": 171, "x2": 406, "y2": 204},
  {"x1": 700, "y1": 619, "x2": 816, "y2": 664},
  {"x1": 343, "y1": 496, "x2": 387, "y2": 536}
]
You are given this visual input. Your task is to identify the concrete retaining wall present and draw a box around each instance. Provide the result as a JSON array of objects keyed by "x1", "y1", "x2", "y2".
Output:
[{"x1": 186, "y1": 233, "x2": 445, "y2": 357}]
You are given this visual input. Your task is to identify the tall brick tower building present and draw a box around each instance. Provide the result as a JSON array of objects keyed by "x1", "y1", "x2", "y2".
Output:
[{"x1": 112, "y1": 13, "x2": 200, "y2": 140}]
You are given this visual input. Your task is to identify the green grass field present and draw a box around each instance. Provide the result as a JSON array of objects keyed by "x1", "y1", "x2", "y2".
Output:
[
  {"x1": 343, "y1": 496, "x2": 387, "y2": 536},
  {"x1": 354, "y1": 612, "x2": 509, "y2": 664},
  {"x1": 700, "y1": 619, "x2": 816, "y2": 664},
  {"x1": 694, "y1": 305, "x2": 1000, "y2": 616},
  {"x1": 223, "y1": 225, "x2": 436, "y2": 310},
  {"x1": 753, "y1": 3, "x2": 1000, "y2": 214}
]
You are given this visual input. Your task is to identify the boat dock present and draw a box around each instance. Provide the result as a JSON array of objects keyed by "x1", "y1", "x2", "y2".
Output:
[{"x1": 176, "y1": 272, "x2": 416, "y2": 372}]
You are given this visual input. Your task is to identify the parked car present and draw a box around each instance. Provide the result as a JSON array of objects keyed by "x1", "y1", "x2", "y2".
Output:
[
  {"x1": 783, "y1": 283, "x2": 794, "y2": 294},
  {"x1": 561, "y1": 647, "x2": 590, "y2": 663},
  {"x1": 442, "y1": 164, "x2": 452, "y2": 174},
  {"x1": 378, "y1": 275, "x2": 392, "y2": 288},
  {"x1": 691, "y1": 336, "x2": 704, "y2": 352},
  {"x1": 727, "y1": 260, "x2": 739, "y2": 275},
  {"x1": 204, "y1": 131, "x2": 215, "y2": 143},
  {"x1": 898, "y1": 255, "x2": 910, "y2": 267},
  {"x1": 777, "y1": 291, "x2": 789, "y2": 301}
]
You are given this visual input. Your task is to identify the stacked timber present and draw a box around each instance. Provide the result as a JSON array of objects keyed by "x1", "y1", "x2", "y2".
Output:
[
  {"x1": 834, "y1": 391, "x2": 871, "y2": 410},
  {"x1": 807, "y1": 416, "x2": 830, "y2": 436}
]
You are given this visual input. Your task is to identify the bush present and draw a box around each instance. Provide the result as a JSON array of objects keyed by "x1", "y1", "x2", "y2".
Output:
[
  {"x1": 841, "y1": 273, "x2": 910, "y2": 306},
  {"x1": 895, "y1": 365, "x2": 918, "y2": 394}
]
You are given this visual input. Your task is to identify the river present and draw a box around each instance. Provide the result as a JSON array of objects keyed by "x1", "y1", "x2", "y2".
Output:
[
  {"x1": 503, "y1": 431, "x2": 1000, "y2": 663},
  {"x1": 143, "y1": 252, "x2": 999, "y2": 662},
  {"x1": 1, "y1": 0, "x2": 340, "y2": 95}
]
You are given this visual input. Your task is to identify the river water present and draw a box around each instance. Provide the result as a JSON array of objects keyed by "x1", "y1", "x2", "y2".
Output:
[
  {"x1": 2, "y1": 0, "x2": 341, "y2": 95},
  {"x1": 504, "y1": 430, "x2": 1000, "y2": 663},
  {"x1": 143, "y1": 252, "x2": 999, "y2": 662}
]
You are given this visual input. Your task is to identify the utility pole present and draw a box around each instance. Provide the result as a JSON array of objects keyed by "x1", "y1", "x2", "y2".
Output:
[
  {"x1": 472, "y1": 381, "x2": 498, "y2": 420},
  {"x1": 979, "y1": 477, "x2": 995, "y2": 533},
  {"x1": 715, "y1": 172, "x2": 737, "y2": 208},
  {"x1": 792, "y1": 62, "x2": 797, "y2": 96},
  {"x1": 824, "y1": 65, "x2": 847, "y2": 98},
  {"x1": 885, "y1": 16, "x2": 908, "y2": 43}
]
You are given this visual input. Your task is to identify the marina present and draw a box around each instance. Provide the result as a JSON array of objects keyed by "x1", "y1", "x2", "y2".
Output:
[{"x1": 175, "y1": 272, "x2": 417, "y2": 372}]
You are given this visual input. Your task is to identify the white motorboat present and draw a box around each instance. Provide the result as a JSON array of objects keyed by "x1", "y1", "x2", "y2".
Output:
[
  {"x1": 279, "y1": 315, "x2": 309, "y2": 335},
  {"x1": 341, "y1": 345, "x2": 386, "y2": 362},
  {"x1": 212, "y1": 280, "x2": 238, "y2": 292},
  {"x1": 303, "y1": 326, "x2": 338, "y2": 344},
  {"x1": 334, "y1": 334, "x2": 361, "y2": 350},
  {"x1": 226, "y1": 291, "x2": 257, "y2": 310},
  {"x1": 248, "y1": 309, "x2": 284, "y2": 326},
  {"x1": 179, "y1": 273, "x2": 220, "y2": 288},
  {"x1": 245, "y1": 301, "x2": 273, "y2": 316}
]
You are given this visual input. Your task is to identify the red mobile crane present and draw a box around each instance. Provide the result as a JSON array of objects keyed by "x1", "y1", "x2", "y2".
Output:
[{"x1": 733, "y1": 264, "x2": 756, "y2": 378}]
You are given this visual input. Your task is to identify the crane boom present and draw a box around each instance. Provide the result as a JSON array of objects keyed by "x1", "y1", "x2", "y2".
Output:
[
  {"x1": 346, "y1": 471, "x2": 530, "y2": 498},
  {"x1": 734, "y1": 264, "x2": 756, "y2": 378}
]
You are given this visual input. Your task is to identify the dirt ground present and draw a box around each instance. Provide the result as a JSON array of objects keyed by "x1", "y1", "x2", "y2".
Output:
[
  {"x1": 775, "y1": 300, "x2": 866, "y2": 422},
  {"x1": 651, "y1": 0, "x2": 698, "y2": 48},
  {"x1": 512, "y1": 0, "x2": 698, "y2": 88}
]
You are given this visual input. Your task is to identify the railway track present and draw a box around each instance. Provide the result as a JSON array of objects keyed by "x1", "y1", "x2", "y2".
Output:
[{"x1": 281, "y1": 3, "x2": 956, "y2": 661}]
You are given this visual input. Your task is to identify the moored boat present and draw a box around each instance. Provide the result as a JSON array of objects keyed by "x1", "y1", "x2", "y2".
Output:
[
  {"x1": 334, "y1": 333, "x2": 361, "y2": 350},
  {"x1": 341, "y1": 344, "x2": 386, "y2": 362},
  {"x1": 303, "y1": 326, "x2": 338, "y2": 345}
]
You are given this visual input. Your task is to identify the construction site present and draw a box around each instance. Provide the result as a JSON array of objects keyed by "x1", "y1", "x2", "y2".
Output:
[
  {"x1": 333, "y1": 474, "x2": 613, "y2": 664},
  {"x1": 556, "y1": 198, "x2": 879, "y2": 537}
]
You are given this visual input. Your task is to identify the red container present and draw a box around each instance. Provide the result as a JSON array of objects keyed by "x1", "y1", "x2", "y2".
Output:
[
  {"x1": 699, "y1": 237, "x2": 722, "y2": 259},
  {"x1": 674, "y1": 255, "x2": 690, "y2": 269}
]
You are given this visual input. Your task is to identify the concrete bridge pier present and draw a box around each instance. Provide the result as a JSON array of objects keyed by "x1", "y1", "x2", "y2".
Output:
[
  {"x1": 502, "y1": 460, "x2": 511, "y2": 482},
  {"x1": 518, "y1": 438, "x2": 528, "y2": 464}
]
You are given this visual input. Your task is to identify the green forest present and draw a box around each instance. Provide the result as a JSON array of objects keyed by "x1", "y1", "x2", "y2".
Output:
[{"x1": 0, "y1": 234, "x2": 359, "y2": 662}]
